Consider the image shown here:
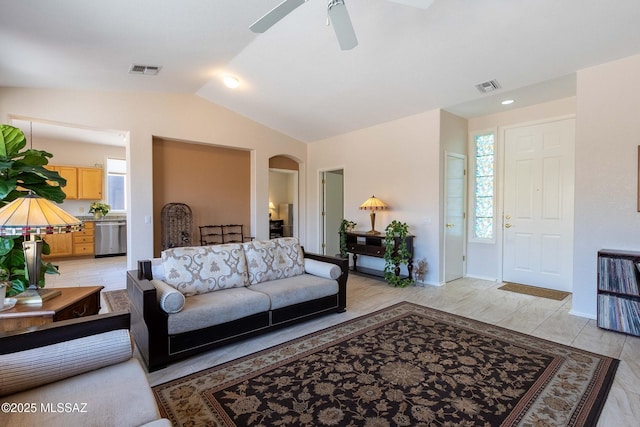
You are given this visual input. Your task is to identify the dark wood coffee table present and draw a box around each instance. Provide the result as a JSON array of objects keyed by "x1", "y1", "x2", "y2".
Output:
[{"x1": 0, "y1": 286, "x2": 103, "y2": 332}]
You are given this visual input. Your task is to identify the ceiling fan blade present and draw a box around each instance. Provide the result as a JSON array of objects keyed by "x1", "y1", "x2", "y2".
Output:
[
  {"x1": 387, "y1": 0, "x2": 434, "y2": 9},
  {"x1": 250, "y1": 0, "x2": 306, "y2": 33},
  {"x1": 328, "y1": 0, "x2": 358, "y2": 50}
]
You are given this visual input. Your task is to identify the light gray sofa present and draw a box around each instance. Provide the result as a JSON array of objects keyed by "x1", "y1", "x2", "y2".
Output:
[
  {"x1": 128, "y1": 237, "x2": 348, "y2": 371},
  {"x1": 0, "y1": 313, "x2": 170, "y2": 427}
]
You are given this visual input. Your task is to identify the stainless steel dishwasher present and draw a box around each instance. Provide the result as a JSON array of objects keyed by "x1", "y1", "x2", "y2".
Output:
[{"x1": 94, "y1": 220, "x2": 127, "y2": 257}]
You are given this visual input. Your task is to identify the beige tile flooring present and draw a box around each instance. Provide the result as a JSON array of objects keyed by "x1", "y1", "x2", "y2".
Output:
[{"x1": 49, "y1": 256, "x2": 640, "y2": 426}]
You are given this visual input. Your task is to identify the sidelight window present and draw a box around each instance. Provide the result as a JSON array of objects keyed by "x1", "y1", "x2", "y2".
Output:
[{"x1": 471, "y1": 132, "x2": 495, "y2": 242}]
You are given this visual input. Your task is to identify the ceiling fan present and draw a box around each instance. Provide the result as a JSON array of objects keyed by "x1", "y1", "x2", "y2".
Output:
[{"x1": 250, "y1": 0, "x2": 435, "y2": 50}]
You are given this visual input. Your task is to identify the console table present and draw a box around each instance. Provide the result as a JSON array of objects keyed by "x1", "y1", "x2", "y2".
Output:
[
  {"x1": 0, "y1": 286, "x2": 103, "y2": 332},
  {"x1": 345, "y1": 231, "x2": 414, "y2": 278}
]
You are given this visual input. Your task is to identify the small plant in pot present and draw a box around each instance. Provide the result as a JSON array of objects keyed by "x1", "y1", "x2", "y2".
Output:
[
  {"x1": 383, "y1": 220, "x2": 413, "y2": 288},
  {"x1": 338, "y1": 219, "x2": 356, "y2": 258},
  {"x1": 89, "y1": 202, "x2": 110, "y2": 219}
]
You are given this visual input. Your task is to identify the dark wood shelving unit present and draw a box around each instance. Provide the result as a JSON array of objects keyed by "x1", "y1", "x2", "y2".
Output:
[
  {"x1": 597, "y1": 249, "x2": 640, "y2": 336},
  {"x1": 345, "y1": 231, "x2": 414, "y2": 279}
]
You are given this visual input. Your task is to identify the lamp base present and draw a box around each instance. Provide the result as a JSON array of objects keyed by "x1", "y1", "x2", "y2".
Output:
[
  {"x1": 15, "y1": 287, "x2": 61, "y2": 305},
  {"x1": 365, "y1": 230, "x2": 381, "y2": 235}
]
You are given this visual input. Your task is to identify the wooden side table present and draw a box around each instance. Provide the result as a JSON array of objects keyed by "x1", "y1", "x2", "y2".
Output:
[{"x1": 0, "y1": 286, "x2": 103, "y2": 332}]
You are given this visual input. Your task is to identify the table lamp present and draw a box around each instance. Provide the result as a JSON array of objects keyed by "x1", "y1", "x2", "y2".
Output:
[
  {"x1": 359, "y1": 195, "x2": 387, "y2": 234},
  {"x1": 0, "y1": 193, "x2": 82, "y2": 304}
]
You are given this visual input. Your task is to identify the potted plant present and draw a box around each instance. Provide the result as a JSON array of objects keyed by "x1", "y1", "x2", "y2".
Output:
[
  {"x1": 89, "y1": 202, "x2": 110, "y2": 219},
  {"x1": 383, "y1": 220, "x2": 413, "y2": 287},
  {"x1": 0, "y1": 124, "x2": 67, "y2": 297},
  {"x1": 338, "y1": 219, "x2": 356, "y2": 258}
]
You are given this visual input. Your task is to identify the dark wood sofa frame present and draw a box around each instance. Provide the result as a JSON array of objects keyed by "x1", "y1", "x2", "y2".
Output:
[{"x1": 127, "y1": 251, "x2": 348, "y2": 372}]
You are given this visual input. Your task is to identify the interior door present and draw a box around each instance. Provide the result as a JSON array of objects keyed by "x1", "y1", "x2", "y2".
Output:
[
  {"x1": 321, "y1": 170, "x2": 344, "y2": 256},
  {"x1": 444, "y1": 153, "x2": 466, "y2": 282},
  {"x1": 503, "y1": 118, "x2": 575, "y2": 291}
]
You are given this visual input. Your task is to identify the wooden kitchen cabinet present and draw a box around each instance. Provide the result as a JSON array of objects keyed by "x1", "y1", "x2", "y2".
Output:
[
  {"x1": 45, "y1": 165, "x2": 78, "y2": 199},
  {"x1": 46, "y1": 166, "x2": 103, "y2": 200},
  {"x1": 42, "y1": 232, "x2": 73, "y2": 258},
  {"x1": 73, "y1": 221, "x2": 94, "y2": 256},
  {"x1": 77, "y1": 167, "x2": 103, "y2": 200}
]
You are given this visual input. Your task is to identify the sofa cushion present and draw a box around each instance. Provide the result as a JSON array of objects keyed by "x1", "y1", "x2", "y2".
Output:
[
  {"x1": 167, "y1": 287, "x2": 271, "y2": 335},
  {"x1": 248, "y1": 273, "x2": 339, "y2": 310},
  {"x1": 305, "y1": 258, "x2": 342, "y2": 280},
  {"x1": 0, "y1": 329, "x2": 132, "y2": 397},
  {"x1": 0, "y1": 358, "x2": 162, "y2": 427},
  {"x1": 161, "y1": 244, "x2": 249, "y2": 296},
  {"x1": 243, "y1": 237, "x2": 305, "y2": 285},
  {"x1": 151, "y1": 279, "x2": 185, "y2": 313}
]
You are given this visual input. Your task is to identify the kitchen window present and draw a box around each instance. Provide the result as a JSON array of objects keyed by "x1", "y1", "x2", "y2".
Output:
[{"x1": 106, "y1": 158, "x2": 126, "y2": 212}]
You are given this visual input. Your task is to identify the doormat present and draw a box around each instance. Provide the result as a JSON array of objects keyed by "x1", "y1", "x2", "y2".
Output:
[
  {"x1": 499, "y1": 282, "x2": 571, "y2": 301},
  {"x1": 102, "y1": 289, "x2": 130, "y2": 312},
  {"x1": 153, "y1": 302, "x2": 618, "y2": 427}
]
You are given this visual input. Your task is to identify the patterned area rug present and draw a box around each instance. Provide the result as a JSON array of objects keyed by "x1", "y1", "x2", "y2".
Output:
[
  {"x1": 102, "y1": 289, "x2": 130, "y2": 312},
  {"x1": 152, "y1": 302, "x2": 618, "y2": 426},
  {"x1": 499, "y1": 282, "x2": 572, "y2": 301}
]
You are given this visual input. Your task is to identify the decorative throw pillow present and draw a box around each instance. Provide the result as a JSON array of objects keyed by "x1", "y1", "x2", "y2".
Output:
[
  {"x1": 304, "y1": 258, "x2": 342, "y2": 280},
  {"x1": 151, "y1": 279, "x2": 186, "y2": 313},
  {"x1": 0, "y1": 329, "x2": 132, "y2": 397},
  {"x1": 243, "y1": 237, "x2": 305, "y2": 285},
  {"x1": 161, "y1": 244, "x2": 249, "y2": 296}
]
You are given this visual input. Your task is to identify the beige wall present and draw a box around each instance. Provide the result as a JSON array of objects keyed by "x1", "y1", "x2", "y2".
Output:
[
  {"x1": 152, "y1": 138, "x2": 250, "y2": 255},
  {"x1": 308, "y1": 109, "x2": 443, "y2": 284},
  {"x1": 0, "y1": 87, "x2": 306, "y2": 268}
]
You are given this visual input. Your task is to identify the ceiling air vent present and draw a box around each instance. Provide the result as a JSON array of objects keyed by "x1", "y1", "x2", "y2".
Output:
[
  {"x1": 475, "y1": 79, "x2": 501, "y2": 93},
  {"x1": 129, "y1": 64, "x2": 161, "y2": 75}
]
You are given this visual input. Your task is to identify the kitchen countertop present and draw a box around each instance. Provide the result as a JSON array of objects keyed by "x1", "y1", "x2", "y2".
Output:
[{"x1": 77, "y1": 215, "x2": 126, "y2": 222}]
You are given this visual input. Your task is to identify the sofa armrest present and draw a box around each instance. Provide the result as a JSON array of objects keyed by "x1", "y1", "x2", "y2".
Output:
[
  {"x1": 127, "y1": 265, "x2": 171, "y2": 371},
  {"x1": 0, "y1": 312, "x2": 130, "y2": 354},
  {"x1": 303, "y1": 251, "x2": 348, "y2": 311}
]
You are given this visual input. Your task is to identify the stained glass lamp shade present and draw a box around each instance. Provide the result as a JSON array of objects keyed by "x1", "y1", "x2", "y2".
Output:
[
  {"x1": 0, "y1": 194, "x2": 82, "y2": 303},
  {"x1": 359, "y1": 195, "x2": 387, "y2": 234}
]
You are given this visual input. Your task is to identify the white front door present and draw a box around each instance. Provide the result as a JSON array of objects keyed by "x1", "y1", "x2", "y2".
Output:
[
  {"x1": 502, "y1": 118, "x2": 575, "y2": 292},
  {"x1": 444, "y1": 153, "x2": 466, "y2": 282}
]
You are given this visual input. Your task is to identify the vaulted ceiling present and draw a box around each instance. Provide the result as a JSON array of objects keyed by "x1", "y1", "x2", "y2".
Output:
[{"x1": 2, "y1": 0, "x2": 640, "y2": 142}]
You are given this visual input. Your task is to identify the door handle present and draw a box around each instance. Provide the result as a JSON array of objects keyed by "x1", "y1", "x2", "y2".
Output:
[
  {"x1": 446, "y1": 223, "x2": 454, "y2": 228},
  {"x1": 505, "y1": 223, "x2": 512, "y2": 228}
]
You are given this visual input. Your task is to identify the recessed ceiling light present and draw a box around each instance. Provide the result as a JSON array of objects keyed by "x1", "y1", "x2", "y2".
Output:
[
  {"x1": 223, "y1": 75, "x2": 240, "y2": 89},
  {"x1": 501, "y1": 99, "x2": 515, "y2": 105}
]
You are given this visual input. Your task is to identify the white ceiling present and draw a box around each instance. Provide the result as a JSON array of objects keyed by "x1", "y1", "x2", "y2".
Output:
[{"x1": 2, "y1": 0, "x2": 640, "y2": 143}]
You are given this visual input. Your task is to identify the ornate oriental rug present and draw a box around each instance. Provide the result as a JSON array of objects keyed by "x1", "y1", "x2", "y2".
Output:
[
  {"x1": 102, "y1": 289, "x2": 130, "y2": 312},
  {"x1": 152, "y1": 302, "x2": 618, "y2": 426}
]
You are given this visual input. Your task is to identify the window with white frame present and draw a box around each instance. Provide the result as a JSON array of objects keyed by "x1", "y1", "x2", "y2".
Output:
[
  {"x1": 471, "y1": 132, "x2": 495, "y2": 241},
  {"x1": 106, "y1": 158, "x2": 126, "y2": 212}
]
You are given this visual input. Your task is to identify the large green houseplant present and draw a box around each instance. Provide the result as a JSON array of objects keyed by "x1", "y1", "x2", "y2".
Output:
[
  {"x1": 383, "y1": 220, "x2": 413, "y2": 288},
  {"x1": 0, "y1": 124, "x2": 68, "y2": 296}
]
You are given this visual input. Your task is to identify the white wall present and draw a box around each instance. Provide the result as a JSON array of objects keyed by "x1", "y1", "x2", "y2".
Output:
[
  {"x1": 572, "y1": 54, "x2": 640, "y2": 317},
  {"x1": 0, "y1": 87, "x2": 306, "y2": 269},
  {"x1": 307, "y1": 110, "x2": 442, "y2": 285},
  {"x1": 465, "y1": 97, "x2": 577, "y2": 281}
]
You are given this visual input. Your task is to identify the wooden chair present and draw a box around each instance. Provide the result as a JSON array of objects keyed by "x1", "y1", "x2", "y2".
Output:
[
  {"x1": 222, "y1": 224, "x2": 245, "y2": 243},
  {"x1": 199, "y1": 225, "x2": 223, "y2": 245},
  {"x1": 199, "y1": 224, "x2": 253, "y2": 245}
]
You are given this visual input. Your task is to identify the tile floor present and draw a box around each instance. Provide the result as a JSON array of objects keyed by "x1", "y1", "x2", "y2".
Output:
[{"x1": 48, "y1": 256, "x2": 640, "y2": 426}]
